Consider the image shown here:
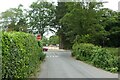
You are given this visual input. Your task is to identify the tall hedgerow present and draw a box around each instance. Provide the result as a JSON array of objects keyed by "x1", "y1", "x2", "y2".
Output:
[
  {"x1": 2, "y1": 31, "x2": 45, "y2": 78},
  {"x1": 72, "y1": 43, "x2": 118, "y2": 73}
]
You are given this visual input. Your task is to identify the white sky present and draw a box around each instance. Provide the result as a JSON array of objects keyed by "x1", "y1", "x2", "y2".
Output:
[
  {"x1": 0, "y1": 0, "x2": 119, "y2": 13},
  {"x1": 0, "y1": 0, "x2": 54, "y2": 13},
  {"x1": 0, "y1": 0, "x2": 119, "y2": 38}
]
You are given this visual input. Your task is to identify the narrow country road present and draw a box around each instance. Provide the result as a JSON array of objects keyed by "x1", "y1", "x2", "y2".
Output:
[{"x1": 37, "y1": 50, "x2": 118, "y2": 78}]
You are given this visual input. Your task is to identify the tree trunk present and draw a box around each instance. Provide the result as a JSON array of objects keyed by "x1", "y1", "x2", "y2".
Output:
[{"x1": 59, "y1": 35, "x2": 64, "y2": 49}]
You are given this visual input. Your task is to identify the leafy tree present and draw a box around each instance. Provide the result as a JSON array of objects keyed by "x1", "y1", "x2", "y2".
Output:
[
  {"x1": 41, "y1": 36, "x2": 49, "y2": 46},
  {"x1": 55, "y1": 1, "x2": 120, "y2": 48},
  {"x1": 0, "y1": 4, "x2": 28, "y2": 32},
  {"x1": 58, "y1": 2, "x2": 104, "y2": 48},
  {"x1": 61, "y1": 2, "x2": 103, "y2": 35},
  {"x1": 49, "y1": 35, "x2": 59, "y2": 45},
  {"x1": 56, "y1": 2, "x2": 72, "y2": 49},
  {"x1": 103, "y1": 10, "x2": 120, "y2": 47},
  {"x1": 28, "y1": 1, "x2": 56, "y2": 36}
]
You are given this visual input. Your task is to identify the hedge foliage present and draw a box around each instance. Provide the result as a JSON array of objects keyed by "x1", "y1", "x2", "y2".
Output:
[
  {"x1": 72, "y1": 43, "x2": 118, "y2": 73},
  {"x1": 2, "y1": 31, "x2": 45, "y2": 78},
  {"x1": 0, "y1": 31, "x2": 2, "y2": 79}
]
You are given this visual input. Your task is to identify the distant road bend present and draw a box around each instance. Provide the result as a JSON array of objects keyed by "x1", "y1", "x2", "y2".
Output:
[{"x1": 37, "y1": 49, "x2": 118, "y2": 78}]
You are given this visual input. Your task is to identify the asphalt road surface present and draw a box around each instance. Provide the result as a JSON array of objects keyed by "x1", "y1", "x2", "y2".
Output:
[{"x1": 37, "y1": 50, "x2": 118, "y2": 78}]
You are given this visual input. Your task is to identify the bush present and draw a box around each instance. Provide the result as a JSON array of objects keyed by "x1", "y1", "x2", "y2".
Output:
[
  {"x1": 37, "y1": 41, "x2": 46, "y2": 61},
  {"x1": 2, "y1": 31, "x2": 45, "y2": 78},
  {"x1": 72, "y1": 43, "x2": 118, "y2": 73},
  {"x1": 72, "y1": 43, "x2": 95, "y2": 60},
  {"x1": 0, "y1": 31, "x2": 2, "y2": 79}
]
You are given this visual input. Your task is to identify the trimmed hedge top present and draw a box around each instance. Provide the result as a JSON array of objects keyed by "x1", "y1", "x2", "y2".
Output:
[{"x1": 2, "y1": 31, "x2": 43, "y2": 78}]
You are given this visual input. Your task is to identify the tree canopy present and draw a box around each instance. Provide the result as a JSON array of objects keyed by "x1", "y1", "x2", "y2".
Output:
[
  {"x1": 0, "y1": 1, "x2": 119, "y2": 48},
  {"x1": 56, "y1": 2, "x2": 120, "y2": 48},
  {"x1": 0, "y1": 4, "x2": 28, "y2": 32},
  {"x1": 28, "y1": 1, "x2": 56, "y2": 36}
]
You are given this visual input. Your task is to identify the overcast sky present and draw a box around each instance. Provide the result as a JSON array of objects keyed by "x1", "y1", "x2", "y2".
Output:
[
  {"x1": 0, "y1": 0, "x2": 119, "y2": 38},
  {"x1": 0, "y1": 0, "x2": 119, "y2": 13}
]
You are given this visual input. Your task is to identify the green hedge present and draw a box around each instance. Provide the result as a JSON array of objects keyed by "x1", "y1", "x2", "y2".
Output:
[
  {"x1": 2, "y1": 31, "x2": 45, "y2": 78},
  {"x1": 0, "y1": 31, "x2": 2, "y2": 79},
  {"x1": 72, "y1": 43, "x2": 118, "y2": 73}
]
